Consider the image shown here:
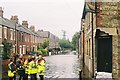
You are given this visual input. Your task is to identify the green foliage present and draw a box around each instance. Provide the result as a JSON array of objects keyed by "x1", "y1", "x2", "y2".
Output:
[
  {"x1": 37, "y1": 45, "x2": 43, "y2": 50},
  {"x1": 35, "y1": 49, "x2": 48, "y2": 55},
  {"x1": 41, "y1": 41, "x2": 49, "y2": 49},
  {"x1": 71, "y1": 32, "x2": 80, "y2": 50},
  {"x1": 41, "y1": 49, "x2": 48, "y2": 54},
  {"x1": 37, "y1": 41, "x2": 48, "y2": 55},
  {"x1": 59, "y1": 39, "x2": 73, "y2": 50},
  {"x1": 35, "y1": 50, "x2": 42, "y2": 55},
  {"x1": 2, "y1": 39, "x2": 13, "y2": 60}
]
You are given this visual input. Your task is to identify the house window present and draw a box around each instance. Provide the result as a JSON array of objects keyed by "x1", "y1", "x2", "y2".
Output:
[
  {"x1": 87, "y1": 40, "x2": 88, "y2": 55},
  {"x1": 89, "y1": 39, "x2": 90, "y2": 56},
  {"x1": 4, "y1": 27, "x2": 7, "y2": 39},
  {"x1": 13, "y1": 45, "x2": 15, "y2": 54},
  {"x1": 31, "y1": 35, "x2": 33, "y2": 43},
  {"x1": 19, "y1": 45, "x2": 22, "y2": 55},
  {"x1": 28, "y1": 34, "x2": 29, "y2": 42},
  {"x1": 10, "y1": 29, "x2": 13, "y2": 40},
  {"x1": 18, "y1": 31, "x2": 21, "y2": 41},
  {"x1": 22, "y1": 32, "x2": 24, "y2": 42},
  {"x1": 0, "y1": 25, "x2": 2, "y2": 38},
  {"x1": 14, "y1": 30, "x2": 15, "y2": 40},
  {"x1": 23, "y1": 45, "x2": 26, "y2": 54}
]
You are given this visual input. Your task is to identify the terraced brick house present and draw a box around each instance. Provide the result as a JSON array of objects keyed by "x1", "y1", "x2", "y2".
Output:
[{"x1": 0, "y1": 7, "x2": 59, "y2": 56}]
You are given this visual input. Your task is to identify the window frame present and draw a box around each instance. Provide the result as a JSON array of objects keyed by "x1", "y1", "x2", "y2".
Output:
[{"x1": 0, "y1": 25, "x2": 2, "y2": 38}]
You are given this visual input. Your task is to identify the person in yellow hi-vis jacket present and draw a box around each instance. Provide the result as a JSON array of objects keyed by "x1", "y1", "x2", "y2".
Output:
[
  {"x1": 24, "y1": 56, "x2": 32, "y2": 80},
  {"x1": 37, "y1": 55, "x2": 46, "y2": 80},
  {"x1": 8, "y1": 58, "x2": 16, "y2": 80},
  {"x1": 28, "y1": 56, "x2": 37, "y2": 80}
]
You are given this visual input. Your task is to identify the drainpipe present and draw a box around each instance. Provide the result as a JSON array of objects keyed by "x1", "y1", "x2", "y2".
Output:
[
  {"x1": 91, "y1": 11, "x2": 94, "y2": 80},
  {"x1": 14, "y1": 22, "x2": 17, "y2": 60},
  {"x1": 14, "y1": 22, "x2": 17, "y2": 80}
]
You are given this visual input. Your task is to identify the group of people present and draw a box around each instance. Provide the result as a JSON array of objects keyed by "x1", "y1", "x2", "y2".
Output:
[{"x1": 8, "y1": 54, "x2": 46, "y2": 80}]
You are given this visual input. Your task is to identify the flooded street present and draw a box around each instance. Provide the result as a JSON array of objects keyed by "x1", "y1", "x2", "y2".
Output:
[{"x1": 44, "y1": 52, "x2": 80, "y2": 78}]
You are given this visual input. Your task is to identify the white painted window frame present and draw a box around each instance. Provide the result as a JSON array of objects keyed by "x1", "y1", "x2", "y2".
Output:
[
  {"x1": 10, "y1": 29, "x2": 13, "y2": 40},
  {"x1": 4, "y1": 27, "x2": 7, "y2": 39},
  {"x1": 0, "y1": 25, "x2": 2, "y2": 38}
]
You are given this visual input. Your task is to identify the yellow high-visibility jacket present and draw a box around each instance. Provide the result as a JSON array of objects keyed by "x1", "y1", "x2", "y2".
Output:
[
  {"x1": 24, "y1": 59, "x2": 29, "y2": 74},
  {"x1": 28, "y1": 60, "x2": 38, "y2": 74},
  {"x1": 37, "y1": 59, "x2": 46, "y2": 75},
  {"x1": 8, "y1": 62, "x2": 16, "y2": 77}
]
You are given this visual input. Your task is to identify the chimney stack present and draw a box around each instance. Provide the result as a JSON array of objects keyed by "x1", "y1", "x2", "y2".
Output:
[
  {"x1": 30, "y1": 25, "x2": 35, "y2": 32},
  {"x1": 22, "y1": 21, "x2": 28, "y2": 28},
  {"x1": 0, "y1": 7, "x2": 3, "y2": 18},
  {"x1": 10, "y1": 16, "x2": 19, "y2": 24}
]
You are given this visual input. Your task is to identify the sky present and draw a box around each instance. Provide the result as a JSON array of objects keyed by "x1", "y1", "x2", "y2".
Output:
[{"x1": 0, "y1": 0, "x2": 84, "y2": 41}]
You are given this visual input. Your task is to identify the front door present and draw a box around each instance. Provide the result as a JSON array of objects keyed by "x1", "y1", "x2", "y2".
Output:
[{"x1": 96, "y1": 35, "x2": 112, "y2": 72}]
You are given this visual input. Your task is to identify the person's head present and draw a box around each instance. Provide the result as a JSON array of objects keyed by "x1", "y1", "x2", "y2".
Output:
[
  {"x1": 9, "y1": 58, "x2": 14, "y2": 62},
  {"x1": 28, "y1": 55, "x2": 31, "y2": 59},
  {"x1": 37, "y1": 54, "x2": 39, "y2": 56},
  {"x1": 32, "y1": 56, "x2": 35, "y2": 60},
  {"x1": 19, "y1": 55, "x2": 23, "y2": 60},
  {"x1": 28, "y1": 56, "x2": 32, "y2": 62},
  {"x1": 39, "y1": 55, "x2": 42, "y2": 59}
]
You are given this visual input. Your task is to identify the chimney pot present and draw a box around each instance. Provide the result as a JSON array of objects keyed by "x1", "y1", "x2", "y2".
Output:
[
  {"x1": 10, "y1": 15, "x2": 19, "y2": 24},
  {"x1": 0, "y1": 7, "x2": 3, "y2": 18},
  {"x1": 22, "y1": 20, "x2": 28, "y2": 28},
  {"x1": 30, "y1": 25, "x2": 35, "y2": 32}
]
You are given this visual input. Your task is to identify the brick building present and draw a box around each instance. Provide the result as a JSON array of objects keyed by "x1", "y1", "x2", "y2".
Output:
[
  {"x1": 80, "y1": 2, "x2": 120, "y2": 79},
  {"x1": 36, "y1": 30, "x2": 59, "y2": 51},
  {"x1": 0, "y1": 7, "x2": 59, "y2": 56}
]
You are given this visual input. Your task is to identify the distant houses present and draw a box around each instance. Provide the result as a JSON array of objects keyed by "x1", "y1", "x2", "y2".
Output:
[{"x1": 0, "y1": 7, "x2": 59, "y2": 56}]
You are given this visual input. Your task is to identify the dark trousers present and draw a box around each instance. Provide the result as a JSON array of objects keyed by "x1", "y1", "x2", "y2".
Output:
[
  {"x1": 9, "y1": 77, "x2": 14, "y2": 80},
  {"x1": 18, "y1": 70, "x2": 25, "y2": 80},
  {"x1": 30, "y1": 74, "x2": 37, "y2": 80},
  {"x1": 18, "y1": 75, "x2": 26, "y2": 80},
  {"x1": 25, "y1": 74, "x2": 28, "y2": 80},
  {"x1": 39, "y1": 75, "x2": 44, "y2": 80}
]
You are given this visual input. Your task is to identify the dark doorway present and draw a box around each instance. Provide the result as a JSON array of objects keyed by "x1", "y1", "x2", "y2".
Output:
[{"x1": 96, "y1": 31, "x2": 112, "y2": 72}]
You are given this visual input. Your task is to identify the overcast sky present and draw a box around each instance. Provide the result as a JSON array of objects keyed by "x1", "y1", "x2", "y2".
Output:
[{"x1": 0, "y1": 0, "x2": 84, "y2": 41}]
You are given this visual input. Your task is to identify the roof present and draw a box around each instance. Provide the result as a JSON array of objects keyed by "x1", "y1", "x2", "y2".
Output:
[
  {"x1": 0, "y1": 17, "x2": 59, "y2": 38},
  {"x1": 82, "y1": 2, "x2": 96, "y2": 19},
  {"x1": 17, "y1": 24, "x2": 31, "y2": 34},
  {"x1": 0, "y1": 17, "x2": 15, "y2": 29},
  {"x1": 17, "y1": 24, "x2": 39, "y2": 37},
  {"x1": 82, "y1": 4, "x2": 86, "y2": 19},
  {"x1": 36, "y1": 31, "x2": 49, "y2": 38},
  {"x1": 24, "y1": 27, "x2": 39, "y2": 37}
]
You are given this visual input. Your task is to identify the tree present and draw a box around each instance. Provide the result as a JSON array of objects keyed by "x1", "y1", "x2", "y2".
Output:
[
  {"x1": 59, "y1": 39, "x2": 72, "y2": 50},
  {"x1": 72, "y1": 32, "x2": 80, "y2": 50},
  {"x1": 37, "y1": 41, "x2": 49, "y2": 55},
  {"x1": 2, "y1": 39, "x2": 13, "y2": 60},
  {"x1": 41, "y1": 41, "x2": 49, "y2": 49},
  {"x1": 37, "y1": 41, "x2": 49, "y2": 50}
]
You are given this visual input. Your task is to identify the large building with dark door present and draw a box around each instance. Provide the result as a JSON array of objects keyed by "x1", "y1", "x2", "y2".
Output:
[{"x1": 80, "y1": 1, "x2": 120, "y2": 79}]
